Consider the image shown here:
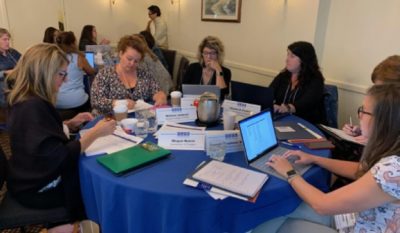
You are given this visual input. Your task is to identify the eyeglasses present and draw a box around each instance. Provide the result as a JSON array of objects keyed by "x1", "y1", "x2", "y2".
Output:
[
  {"x1": 58, "y1": 70, "x2": 68, "y2": 81},
  {"x1": 148, "y1": 12, "x2": 155, "y2": 15},
  {"x1": 202, "y1": 51, "x2": 218, "y2": 57},
  {"x1": 357, "y1": 106, "x2": 373, "y2": 117}
]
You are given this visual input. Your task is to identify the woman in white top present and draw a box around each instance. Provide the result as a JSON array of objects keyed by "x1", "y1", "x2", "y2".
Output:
[{"x1": 56, "y1": 31, "x2": 96, "y2": 120}]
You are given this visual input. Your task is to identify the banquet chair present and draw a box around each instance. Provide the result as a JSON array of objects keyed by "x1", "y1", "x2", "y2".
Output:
[
  {"x1": 324, "y1": 84, "x2": 338, "y2": 128},
  {"x1": 160, "y1": 49, "x2": 176, "y2": 77},
  {"x1": 175, "y1": 56, "x2": 189, "y2": 91},
  {"x1": 0, "y1": 145, "x2": 71, "y2": 231},
  {"x1": 277, "y1": 219, "x2": 338, "y2": 233}
]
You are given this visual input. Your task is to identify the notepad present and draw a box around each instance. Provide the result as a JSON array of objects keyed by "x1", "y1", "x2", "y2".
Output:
[
  {"x1": 190, "y1": 160, "x2": 268, "y2": 198},
  {"x1": 97, "y1": 143, "x2": 171, "y2": 175}
]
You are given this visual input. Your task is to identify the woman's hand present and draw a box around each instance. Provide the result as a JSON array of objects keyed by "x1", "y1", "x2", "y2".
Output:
[
  {"x1": 207, "y1": 60, "x2": 222, "y2": 73},
  {"x1": 273, "y1": 104, "x2": 289, "y2": 113},
  {"x1": 65, "y1": 112, "x2": 94, "y2": 131},
  {"x1": 91, "y1": 119, "x2": 116, "y2": 137},
  {"x1": 153, "y1": 91, "x2": 167, "y2": 106},
  {"x1": 126, "y1": 99, "x2": 136, "y2": 110},
  {"x1": 342, "y1": 124, "x2": 361, "y2": 137},
  {"x1": 266, "y1": 155, "x2": 294, "y2": 178},
  {"x1": 282, "y1": 150, "x2": 316, "y2": 165}
]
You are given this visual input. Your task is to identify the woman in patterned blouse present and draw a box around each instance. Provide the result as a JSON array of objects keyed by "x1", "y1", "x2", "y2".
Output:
[
  {"x1": 256, "y1": 84, "x2": 400, "y2": 233},
  {"x1": 91, "y1": 35, "x2": 167, "y2": 115}
]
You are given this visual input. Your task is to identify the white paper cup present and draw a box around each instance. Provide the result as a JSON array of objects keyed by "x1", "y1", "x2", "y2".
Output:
[
  {"x1": 223, "y1": 111, "x2": 237, "y2": 130},
  {"x1": 114, "y1": 99, "x2": 128, "y2": 107},
  {"x1": 170, "y1": 91, "x2": 182, "y2": 107},
  {"x1": 121, "y1": 118, "x2": 138, "y2": 134},
  {"x1": 113, "y1": 104, "x2": 128, "y2": 121}
]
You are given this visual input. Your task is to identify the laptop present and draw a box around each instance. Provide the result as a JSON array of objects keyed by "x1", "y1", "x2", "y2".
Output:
[
  {"x1": 231, "y1": 81, "x2": 274, "y2": 110},
  {"x1": 85, "y1": 52, "x2": 95, "y2": 68},
  {"x1": 182, "y1": 84, "x2": 221, "y2": 99},
  {"x1": 238, "y1": 110, "x2": 312, "y2": 179}
]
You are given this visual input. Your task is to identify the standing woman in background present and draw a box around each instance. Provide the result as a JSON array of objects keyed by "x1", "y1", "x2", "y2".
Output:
[
  {"x1": 6, "y1": 43, "x2": 115, "y2": 231},
  {"x1": 183, "y1": 35, "x2": 231, "y2": 100},
  {"x1": 78, "y1": 25, "x2": 110, "y2": 51},
  {"x1": 43, "y1": 26, "x2": 59, "y2": 43},
  {"x1": 55, "y1": 31, "x2": 96, "y2": 120},
  {"x1": 0, "y1": 28, "x2": 21, "y2": 107},
  {"x1": 270, "y1": 41, "x2": 325, "y2": 124}
]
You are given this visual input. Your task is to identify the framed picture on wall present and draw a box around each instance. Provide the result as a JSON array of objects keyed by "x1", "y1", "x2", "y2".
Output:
[{"x1": 201, "y1": 0, "x2": 242, "y2": 23}]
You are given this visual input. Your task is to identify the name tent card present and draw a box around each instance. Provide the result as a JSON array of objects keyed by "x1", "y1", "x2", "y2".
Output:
[
  {"x1": 158, "y1": 131, "x2": 205, "y2": 150},
  {"x1": 156, "y1": 107, "x2": 197, "y2": 125},
  {"x1": 205, "y1": 130, "x2": 243, "y2": 154},
  {"x1": 222, "y1": 100, "x2": 261, "y2": 118}
]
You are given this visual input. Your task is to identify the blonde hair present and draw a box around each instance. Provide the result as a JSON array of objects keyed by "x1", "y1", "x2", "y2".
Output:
[
  {"x1": 197, "y1": 36, "x2": 225, "y2": 66},
  {"x1": 6, "y1": 43, "x2": 68, "y2": 105}
]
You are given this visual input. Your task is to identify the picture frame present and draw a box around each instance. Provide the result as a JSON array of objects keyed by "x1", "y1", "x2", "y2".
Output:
[{"x1": 201, "y1": 0, "x2": 242, "y2": 23}]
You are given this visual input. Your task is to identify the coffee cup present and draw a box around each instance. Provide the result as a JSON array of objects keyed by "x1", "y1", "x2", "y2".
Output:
[
  {"x1": 114, "y1": 99, "x2": 128, "y2": 107},
  {"x1": 121, "y1": 118, "x2": 138, "y2": 134},
  {"x1": 113, "y1": 104, "x2": 128, "y2": 122},
  {"x1": 223, "y1": 111, "x2": 237, "y2": 130},
  {"x1": 170, "y1": 91, "x2": 182, "y2": 107}
]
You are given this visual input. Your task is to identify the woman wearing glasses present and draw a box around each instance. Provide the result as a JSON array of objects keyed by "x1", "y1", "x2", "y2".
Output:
[
  {"x1": 182, "y1": 36, "x2": 231, "y2": 100},
  {"x1": 254, "y1": 84, "x2": 400, "y2": 233},
  {"x1": 6, "y1": 43, "x2": 116, "y2": 232}
]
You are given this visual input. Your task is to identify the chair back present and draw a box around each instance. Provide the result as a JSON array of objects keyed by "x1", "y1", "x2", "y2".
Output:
[
  {"x1": 0, "y1": 146, "x2": 6, "y2": 189},
  {"x1": 160, "y1": 49, "x2": 176, "y2": 76},
  {"x1": 176, "y1": 56, "x2": 189, "y2": 91},
  {"x1": 324, "y1": 84, "x2": 339, "y2": 128}
]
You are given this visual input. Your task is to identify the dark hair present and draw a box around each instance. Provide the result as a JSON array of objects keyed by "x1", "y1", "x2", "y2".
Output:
[
  {"x1": 148, "y1": 5, "x2": 161, "y2": 16},
  {"x1": 139, "y1": 30, "x2": 155, "y2": 49},
  {"x1": 43, "y1": 27, "x2": 58, "y2": 43},
  {"x1": 117, "y1": 35, "x2": 146, "y2": 62},
  {"x1": 371, "y1": 55, "x2": 400, "y2": 84},
  {"x1": 79, "y1": 25, "x2": 95, "y2": 44},
  {"x1": 286, "y1": 41, "x2": 324, "y2": 84},
  {"x1": 358, "y1": 84, "x2": 400, "y2": 177},
  {"x1": 56, "y1": 31, "x2": 79, "y2": 54}
]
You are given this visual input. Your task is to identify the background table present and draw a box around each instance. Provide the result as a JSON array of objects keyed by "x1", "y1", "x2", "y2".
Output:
[{"x1": 79, "y1": 115, "x2": 331, "y2": 233}]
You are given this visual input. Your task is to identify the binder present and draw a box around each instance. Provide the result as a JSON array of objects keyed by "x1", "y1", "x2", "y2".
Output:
[{"x1": 97, "y1": 143, "x2": 171, "y2": 175}]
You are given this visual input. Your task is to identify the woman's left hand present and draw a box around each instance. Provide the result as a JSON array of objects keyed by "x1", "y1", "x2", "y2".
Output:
[
  {"x1": 153, "y1": 91, "x2": 167, "y2": 106},
  {"x1": 65, "y1": 112, "x2": 94, "y2": 131},
  {"x1": 266, "y1": 155, "x2": 294, "y2": 178}
]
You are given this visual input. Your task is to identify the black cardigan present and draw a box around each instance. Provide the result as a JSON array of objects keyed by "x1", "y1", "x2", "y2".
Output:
[{"x1": 269, "y1": 71, "x2": 326, "y2": 124}]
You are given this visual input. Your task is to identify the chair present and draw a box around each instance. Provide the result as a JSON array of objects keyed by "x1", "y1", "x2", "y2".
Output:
[
  {"x1": 175, "y1": 56, "x2": 189, "y2": 92},
  {"x1": 160, "y1": 49, "x2": 176, "y2": 77},
  {"x1": 324, "y1": 84, "x2": 339, "y2": 128},
  {"x1": 0, "y1": 145, "x2": 71, "y2": 231},
  {"x1": 277, "y1": 219, "x2": 338, "y2": 233}
]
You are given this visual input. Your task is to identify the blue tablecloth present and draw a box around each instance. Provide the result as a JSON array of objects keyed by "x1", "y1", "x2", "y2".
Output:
[{"x1": 79, "y1": 115, "x2": 330, "y2": 233}]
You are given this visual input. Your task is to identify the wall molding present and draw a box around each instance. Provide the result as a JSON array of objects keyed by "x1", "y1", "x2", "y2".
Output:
[
  {"x1": 0, "y1": 0, "x2": 9, "y2": 29},
  {"x1": 179, "y1": 49, "x2": 368, "y2": 95}
]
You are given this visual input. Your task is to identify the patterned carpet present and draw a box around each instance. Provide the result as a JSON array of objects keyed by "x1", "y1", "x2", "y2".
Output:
[{"x1": 0, "y1": 131, "x2": 44, "y2": 233}]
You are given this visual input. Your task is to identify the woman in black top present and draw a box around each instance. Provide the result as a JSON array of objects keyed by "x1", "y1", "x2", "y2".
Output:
[
  {"x1": 270, "y1": 41, "x2": 325, "y2": 124},
  {"x1": 183, "y1": 36, "x2": 231, "y2": 100}
]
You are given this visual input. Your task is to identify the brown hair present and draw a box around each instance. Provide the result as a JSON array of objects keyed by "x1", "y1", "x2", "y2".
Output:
[
  {"x1": 371, "y1": 55, "x2": 400, "y2": 84},
  {"x1": 56, "y1": 31, "x2": 81, "y2": 55},
  {"x1": 0, "y1": 28, "x2": 11, "y2": 38},
  {"x1": 357, "y1": 84, "x2": 400, "y2": 177},
  {"x1": 117, "y1": 35, "x2": 147, "y2": 62}
]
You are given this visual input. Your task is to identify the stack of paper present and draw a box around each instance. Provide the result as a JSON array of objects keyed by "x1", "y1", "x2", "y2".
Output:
[
  {"x1": 319, "y1": 124, "x2": 364, "y2": 146},
  {"x1": 185, "y1": 160, "x2": 268, "y2": 201}
]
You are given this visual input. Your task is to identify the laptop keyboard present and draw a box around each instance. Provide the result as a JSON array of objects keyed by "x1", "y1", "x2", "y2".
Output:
[{"x1": 251, "y1": 146, "x2": 311, "y2": 180}]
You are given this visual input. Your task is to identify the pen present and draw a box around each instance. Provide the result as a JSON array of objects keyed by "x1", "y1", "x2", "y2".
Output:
[
  {"x1": 281, "y1": 141, "x2": 302, "y2": 149},
  {"x1": 112, "y1": 133, "x2": 138, "y2": 144},
  {"x1": 349, "y1": 116, "x2": 353, "y2": 126}
]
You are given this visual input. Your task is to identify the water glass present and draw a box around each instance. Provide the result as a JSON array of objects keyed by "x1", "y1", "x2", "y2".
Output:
[
  {"x1": 136, "y1": 109, "x2": 158, "y2": 133},
  {"x1": 208, "y1": 140, "x2": 226, "y2": 161},
  {"x1": 135, "y1": 119, "x2": 149, "y2": 138}
]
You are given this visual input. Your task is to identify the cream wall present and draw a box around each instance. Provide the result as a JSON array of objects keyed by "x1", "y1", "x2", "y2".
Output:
[{"x1": 2, "y1": 0, "x2": 400, "y2": 127}]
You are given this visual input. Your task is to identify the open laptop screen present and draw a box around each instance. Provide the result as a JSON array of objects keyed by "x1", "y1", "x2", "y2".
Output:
[
  {"x1": 85, "y1": 52, "x2": 95, "y2": 68},
  {"x1": 239, "y1": 111, "x2": 278, "y2": 161}
]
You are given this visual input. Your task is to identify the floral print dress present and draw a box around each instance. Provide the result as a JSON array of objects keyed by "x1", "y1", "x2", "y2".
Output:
[{"x1": 90, "y1": 65, "x2": 160, "y2": 115}]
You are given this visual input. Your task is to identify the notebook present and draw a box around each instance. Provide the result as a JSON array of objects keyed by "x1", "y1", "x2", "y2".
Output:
[
  {"x1": 85, "y1": 52, "x2": 95, "y2": 68},
  {"x1": 182, "y1": 84, "x2": 221, "y2": 99},
  {"x1": 231, "y1": 81, "x2": 274, "y2": 110},
  {"x1": 238, "y1": 110, "x2": 312, "y2": 179},
  {"x1": 96, "y1": 143, "x2": 170, "y2": 176}
]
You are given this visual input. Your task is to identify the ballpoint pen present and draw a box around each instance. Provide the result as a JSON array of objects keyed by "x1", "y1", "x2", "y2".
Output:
[
  {"x1": 280, "y1": 141, "x2": 302, "y2": 149},
  {"x1": 349, "y1": 116, "x2": 353, "y2": 127}
]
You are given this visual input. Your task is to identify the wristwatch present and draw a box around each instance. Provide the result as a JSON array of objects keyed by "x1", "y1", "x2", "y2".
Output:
[
  {"x1": 218, "y1": 71, "x2": 224, "y2": 77},
  {"x1": 286, "y1": 169, "x2": 297, "y2": 181}
]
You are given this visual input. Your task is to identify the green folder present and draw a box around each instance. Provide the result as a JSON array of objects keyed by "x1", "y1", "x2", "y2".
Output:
[{"x1": 96, "y1": 143, "x2": 171, "y2": 175}]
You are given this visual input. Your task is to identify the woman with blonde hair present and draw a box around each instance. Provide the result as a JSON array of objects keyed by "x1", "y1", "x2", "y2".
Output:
[
  {"x1": 183, "y1": 35, "x2": 231, "y2": 100},
  {"x1": 6, "y1": 43, "x2": 116, "y2": 232}
]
